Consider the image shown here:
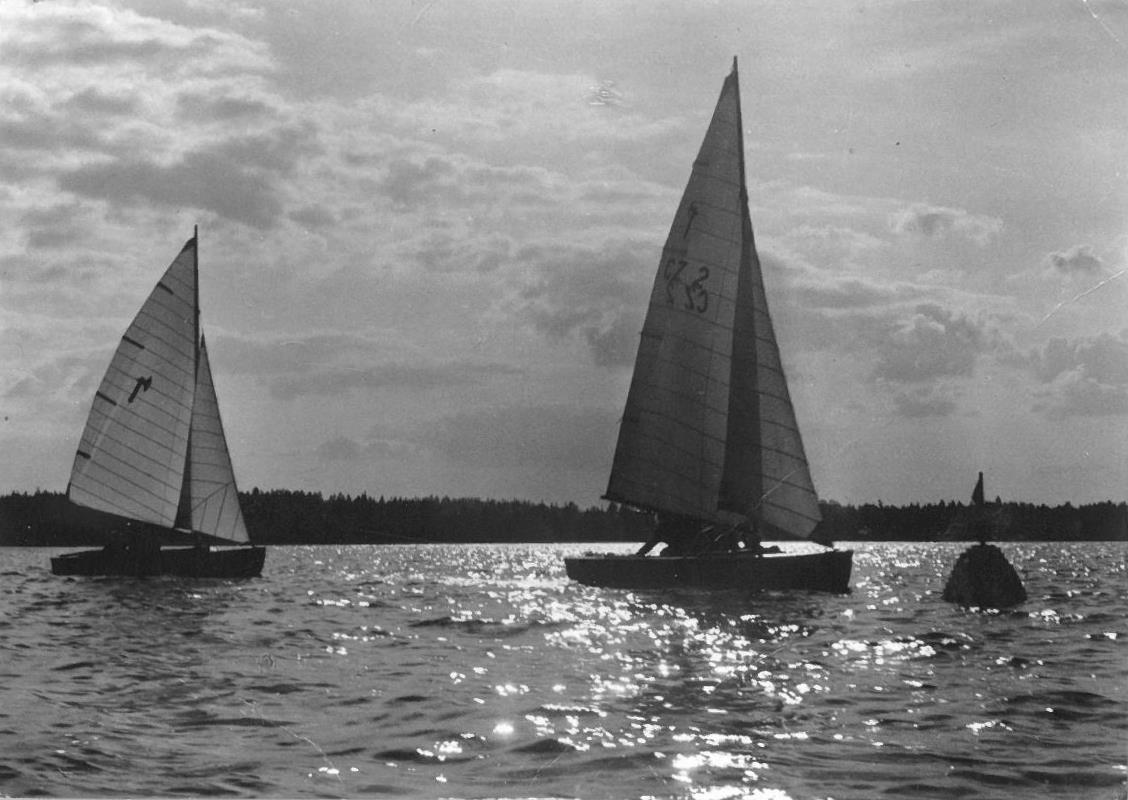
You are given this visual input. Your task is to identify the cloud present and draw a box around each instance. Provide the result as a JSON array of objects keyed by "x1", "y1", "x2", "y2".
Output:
[
  {"x1": 270, "y1": 361, "x2": 521, "y2": 401},
  {"x1": 870, "y1": 304, "x2": 989, "y2": 384},
  {"x1": 59, "y1": 152, "x2": 280, "y2": 229},
  {"x1": 1033, "y1": 371, "x2": 1128, "y2": 419},
  {"x1": 417, "y1": 405, "x2": 618, "y2": 472},
  {"x1": 380, "y1": 156, "x2": 458, "y2": 210},
  {"x1": 315, "y1": 435, "x2": 418, "y2": 463},
  {"x1": 289, "y1": 204, "x2": 336, "y2": 230},
  {"x1": 0, "y1": 1, "x2": 290, "y2": 223},
  {"x1": 57, "y1": 124, "x2": 319, "y2": 228},
  {"x1": 585, "y1": 314, "x2": 639, "y2": 368},
  {"x1": 376, "y1": 153, "x2": 560, "y2": 213},
  {"x1": 315, "y1": 436, "x2": 361, "y2": 462},
  {"x1": 793, "y1": 275, "x2": 904, "y2": 311},
  {"x1": 1023, "y1": 332, "x2": 1128, "y2": 418},
  {"x1": 212, "y1": 333, "x2": 384, "y2": 377},
  {"x1": 780, "y1": 223, "x2": 890, "y2": 267},
  {"x1": 413, "y1": 231, "x2": 512, "y2": 274},
  {"x1": 0, "y1": 3, "x2": 270, "y2": 73},
  {"x1": 888, "y1": 385, "x2": 959, "y2": 418},
  {"x1": 510, "y1": 239, "x2": 651, "y2": 367},
  {"x1": 20, "y1": 203, "x2": 93, "y2": 250},
  {"x1": 176, "y1": 92, "x2": 277, "y2": 123},
  {"x1": 1030, "y1": 333, "x2": 1128, "y2": 385},
  {"x1": 377, "y1": 68, "x2": 681, "y2": 148},
  {"x1": 1046, "y1": 244, "x2": 1104, "y2": 276},
  {"x1": 888, "y1": 202, "x2": 1002, "y2": 245},
  {"x1": 63, "y1": 88, "x2": 139, "y2": 117}
]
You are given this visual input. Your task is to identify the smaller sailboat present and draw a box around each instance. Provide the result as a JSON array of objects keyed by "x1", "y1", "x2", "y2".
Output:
[
  {"x1": 564, "y1": 59, "x2": 852, "y2": 592},
  {"x1": 941, "y1": 471, "x2": 1009, "y2": 542},
  {"x1": 941, "y1": 472, "x2": 1025, "y2": 607},
  {"x1": 52, "y1": 229, "x2": 265, "y2": 578}
]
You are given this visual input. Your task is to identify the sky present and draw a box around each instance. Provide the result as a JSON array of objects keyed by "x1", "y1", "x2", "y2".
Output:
[{"x1": 2, "y1": 0, "x2": 1126, "y2": 508}]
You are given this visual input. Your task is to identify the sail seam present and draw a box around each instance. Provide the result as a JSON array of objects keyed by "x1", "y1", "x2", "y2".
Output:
[
  {"x1": 760, "y1": 502, "x2": 821, "y2": 523},
  {"x1": 121, "y1": 329, "x2": 196, "y2": 381},
  {"x1": 86, "y1": 405, "x2": 190, "y2": 449},
  {"x1": 80, "y1": 422, "x2": 186, "y2": 472},
  {"x1": 71, "y1": 473, "x2": 174, "y2": 521},
  {"x1": 76, "y1": 449, "x2": 181, "y2": 497},
  {"x1": 690, "y1": 164, "x2": 743, "y2": 188},
  {"x1": 623, "y1": 422, "x2": 726, "y2": 461},
  {"x1": 110, "y1": 347, "x2": 194, "y2": 387},
  {"x1": 625, "y1": 418, "x2": 809, "y2": 470}
]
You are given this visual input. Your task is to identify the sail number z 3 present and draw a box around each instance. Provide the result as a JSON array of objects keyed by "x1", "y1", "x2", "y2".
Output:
[{"x1": 663, "y1": 257, "x2": 709, "y2": 313}]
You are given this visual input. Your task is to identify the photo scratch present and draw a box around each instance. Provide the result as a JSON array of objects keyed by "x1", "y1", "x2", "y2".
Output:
[
  {"x1": 1081, "y1": 0, "x2": 1127, "y2": 51},
  {"x1": 1038, "y1": 267, "x2": 1128, "y2": 326}
]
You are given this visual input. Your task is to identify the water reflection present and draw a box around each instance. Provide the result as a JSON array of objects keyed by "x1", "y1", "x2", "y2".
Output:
[{"x1": 4, "y1": 543, "x2": 1123, "y2": 798}]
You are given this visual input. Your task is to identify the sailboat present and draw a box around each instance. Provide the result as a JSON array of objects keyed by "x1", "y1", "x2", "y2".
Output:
[
  {"x1": 942, "y1": 471, "x2": 1010, "y2": 542},
  {"x1": 565, "y1": 59, "x2": 852, "y2": 592},
  {"x1": 52, "y1": 228, "x2": 265, "y2": 578}
]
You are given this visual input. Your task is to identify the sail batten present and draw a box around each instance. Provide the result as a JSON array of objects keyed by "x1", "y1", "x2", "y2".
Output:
[{"x1": 605, "y1": 61, "x2": 821, "y2": 538}]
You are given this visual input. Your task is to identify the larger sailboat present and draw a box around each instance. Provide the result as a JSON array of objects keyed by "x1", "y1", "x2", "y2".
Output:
[
  {"x1": 52, "y1": 229, "x2": 264, "y2": 578},
  {"x1": 565, "y1": 60, "x2": 852, "y2": 592}
]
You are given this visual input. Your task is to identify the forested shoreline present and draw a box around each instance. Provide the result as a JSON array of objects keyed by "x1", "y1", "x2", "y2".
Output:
[{"x1": 0, "y1": 489, "x2": 1124, "y2": 546}]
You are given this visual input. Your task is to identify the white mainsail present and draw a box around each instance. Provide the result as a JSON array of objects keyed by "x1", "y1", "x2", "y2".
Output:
[
  {"x1": 605, "y1": 59, "x2": 821, "y2": 539},
  {"x1": 68, "y1": 239, "x2": 198, "y2": 527},
  {"x1": 67, "y1": 233, "x2": 250, "y2": 544}
]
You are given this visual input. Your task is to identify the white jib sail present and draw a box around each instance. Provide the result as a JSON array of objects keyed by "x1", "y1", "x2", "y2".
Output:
[
  {"x1": 187, "y1": 336, "x2": 250, "y2": 544},
  {"x1": 67, "y1": 240, "x2": 198, "y2": 528}
]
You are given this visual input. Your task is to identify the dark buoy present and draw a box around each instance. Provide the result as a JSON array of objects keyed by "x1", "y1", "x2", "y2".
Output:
[
  {"x1": 942, "y1": 542, "x2": 1027, "y2": 608},
  {"x1": 942, "y1": 472, "x2": 1027, "y2": 609}
]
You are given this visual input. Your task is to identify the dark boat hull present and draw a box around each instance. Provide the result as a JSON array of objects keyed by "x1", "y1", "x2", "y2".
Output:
[
  {"x1": 565, "y1": 549, "x2": 853, "y2": 593},
  {"x1": 51, "y1": 546, "x2": 265, "y2": 578}
]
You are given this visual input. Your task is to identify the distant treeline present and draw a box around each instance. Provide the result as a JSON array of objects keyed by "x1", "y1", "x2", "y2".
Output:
[
  {"x1": 817, "y1": 498, "x2": 1127, "y2": 542},
  {"x1": 0, "y1": 489, "x2": 1124, "y2": 546}
]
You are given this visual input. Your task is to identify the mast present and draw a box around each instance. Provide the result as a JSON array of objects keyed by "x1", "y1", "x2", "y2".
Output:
[
  {"x1": 718, "y1": 57, "x2": 763, "y2": 522},
  {"x1": 193, "y1": 225, "x2": 200, "y2": 360},
  {"x1": 173, "y1": 226, "x2": 200, "y2": 532}
]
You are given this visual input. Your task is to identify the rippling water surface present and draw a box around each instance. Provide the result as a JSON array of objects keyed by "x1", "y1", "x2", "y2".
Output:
[{"x1": 0, "y1": 542, "x2": 1125, "y2": 799}]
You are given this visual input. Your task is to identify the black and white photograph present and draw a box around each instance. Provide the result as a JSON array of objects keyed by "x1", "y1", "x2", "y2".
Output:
[{"x1": 1, "y1": 1, "x2": 1125, "y2": 797}]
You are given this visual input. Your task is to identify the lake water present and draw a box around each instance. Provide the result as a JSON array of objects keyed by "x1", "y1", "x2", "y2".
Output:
[{"x1": 0, "y1": 541, "x2": 1124, "y2": 799}]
